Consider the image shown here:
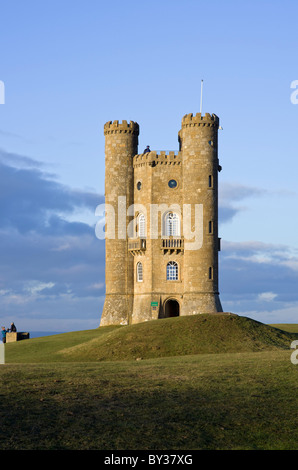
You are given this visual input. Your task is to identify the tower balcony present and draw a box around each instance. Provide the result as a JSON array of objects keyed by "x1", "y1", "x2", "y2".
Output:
[
  {"x1": 161, "y1": 237, "x2": 184, "y2": 254},
  {"x1": 128, "y1": 238, "x2": 146, "y2": 256}
]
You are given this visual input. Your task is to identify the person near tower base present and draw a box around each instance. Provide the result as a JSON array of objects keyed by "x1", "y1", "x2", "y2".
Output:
[{"x1": 1, "y1": 327, "x2": 8, "y2": 343}]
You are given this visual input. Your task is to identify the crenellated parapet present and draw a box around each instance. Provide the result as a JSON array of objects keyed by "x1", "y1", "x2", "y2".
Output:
[
  {"x1": 181, "y1": 112, "x2": 219, "y2": 129},
  {"x1": 133, "y1": 151, "x2": 182, "y2": 168},
  {"x1": 104, "y1": 120, "x2": 139, "y2": 136},
  {"x1": 101, "y1": 110, "x2": 223, "y2": 327}
]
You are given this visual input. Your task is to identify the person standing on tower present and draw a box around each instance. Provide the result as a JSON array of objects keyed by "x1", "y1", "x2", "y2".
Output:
[
  {"x1": 9, "y1": 322, "x2": 17, "y2": 332},
  {"x1": 143, "y1": 145, "x2": 150, "y2": 154}
]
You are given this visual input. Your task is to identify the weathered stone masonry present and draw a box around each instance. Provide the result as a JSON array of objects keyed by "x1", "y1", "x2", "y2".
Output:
[{"x1": 100, "y1": 113, "x2": 223, "y2": 326}]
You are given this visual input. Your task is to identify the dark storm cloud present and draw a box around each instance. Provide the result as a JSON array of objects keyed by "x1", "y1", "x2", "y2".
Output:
[
  {"x1": 218, "y1": 182, "x2": 267, "y2": 224},
  {"x1": 219, "y1": 240, "x2": 298, "y2": 314},
  {"x1": 0, "y1": 147, "x2": 42, "y2": 168},
  {"x1": 0, "y1": 150, "x2": 105, "y2": 328},
  {"x1": 0, "y1": 150, "x2": 297, "y2": 329},
  {"x1": 0, "y1": 151, "x2": 104, "y2": 234},
  {"x1": 0, "y1": 229, "x2": 105, "y2": 296}
]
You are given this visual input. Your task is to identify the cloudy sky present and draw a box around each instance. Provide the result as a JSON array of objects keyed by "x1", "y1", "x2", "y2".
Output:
[{"x1": 0, "y1": 0, "x2": 298, "y2": 332}]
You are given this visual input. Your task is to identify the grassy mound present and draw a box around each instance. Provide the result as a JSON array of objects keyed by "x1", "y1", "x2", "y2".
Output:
[
  {"x1": 6, "y1": 314, "x2": 296, "y2": 364},
  {"x1": 5, "y1": 326, "x2": 121, "y2": 363},
  {"x1": 60, "y1": 314, "x2": 296, "y2": 362}
]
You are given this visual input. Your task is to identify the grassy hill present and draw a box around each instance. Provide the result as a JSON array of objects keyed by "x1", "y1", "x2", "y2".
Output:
[
  {"x1": 2, "y1": 314, "x2": 298, "y2": 450},
  {"x1": 6, "y1": 313, "x2": 297, "y2": 363}
]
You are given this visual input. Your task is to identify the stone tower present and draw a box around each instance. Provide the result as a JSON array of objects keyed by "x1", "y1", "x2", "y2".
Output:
[
  {"x1": 101, "y1": 120, "x2": 139, "y2": 326},
  {"x1": 100, "y1": 112, "x2": 223, "y2": 326},
  {"x1": 179, "y1": 113, "x2": 222, "y2": 315}
]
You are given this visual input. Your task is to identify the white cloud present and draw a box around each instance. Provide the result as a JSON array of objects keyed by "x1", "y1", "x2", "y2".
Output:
[
  {"x1": 89, "y1": 282, "x2": 105, "y2": 290},
  {"x1": 222, "y1": 240, "x2": 298, "y2": 272},
  {"x1": 258, "y1": 292, "x2": 278, "y2": 302},
  {"x1": 0, "y1": 289, "x2": 11, "y2": 296},
  {"x1": 240, "y1": 304, "x2": 298, "y2": 325},
  {"x1": 25, "y1": 281, "x2": 55, "y2": 296}
]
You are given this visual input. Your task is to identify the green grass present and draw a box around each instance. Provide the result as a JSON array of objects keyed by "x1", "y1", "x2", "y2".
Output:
[
  {"x1": 1, "y1": 352, "x2": 298, "y2": 450},
  {"x1": 5, "y1": 326, "x2": 121, "y2": 363},
  {"x1": 1, "y1": 315, "x2": 298, "y2": 450},
  {"x1": 270, "y1": 323, "x2": 298, "y2": 333},
  {"x1": 5, "y1": 314, "x2": 296, "y2": 364}
]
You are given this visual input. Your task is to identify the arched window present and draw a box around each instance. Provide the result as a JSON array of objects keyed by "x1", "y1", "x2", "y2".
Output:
[
  {"x1": 164, "y1": 212, "x2": 180, "y2": 237},
  {"x1": 137, "y1": 213, "x2": 146, "y2": 238},
  {"x1": 167, "y1": 261, "x2": 178, "y2": 281},
  {"x1": 137, "y1": 262, "x2": 143, "y2": 282}
]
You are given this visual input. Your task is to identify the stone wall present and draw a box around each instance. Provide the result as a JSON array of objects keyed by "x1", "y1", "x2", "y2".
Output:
[
  {"x1": 100, "y1": 113, "x2": 223, "y2": 326},
  {"x1": 6, "y1": 332, "x2": 30, "y2": 342}
]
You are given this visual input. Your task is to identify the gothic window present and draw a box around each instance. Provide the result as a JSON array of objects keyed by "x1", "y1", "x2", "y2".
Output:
[
  {"x1": 137, "y1": 262, "x2": 143, "y2": 282},
  {"x1": 164, "y1": 212, "x2": 180, "y2": 237},
  {"x1": 137, "y1": 213, "x2": 146, "y2": 238},
  {"x1": 167, "y1": 261, "x2": 178, "y2": 281}
]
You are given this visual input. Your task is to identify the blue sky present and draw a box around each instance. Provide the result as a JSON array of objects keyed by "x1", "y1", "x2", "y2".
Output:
[{"x1": 0, "y1": 0, "x2": 298, "y2": 332}]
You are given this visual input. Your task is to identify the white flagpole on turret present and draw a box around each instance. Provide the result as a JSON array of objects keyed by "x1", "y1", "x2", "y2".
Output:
[{"x1": 200, "y1": 79, "x2": 203, "y2": 114}]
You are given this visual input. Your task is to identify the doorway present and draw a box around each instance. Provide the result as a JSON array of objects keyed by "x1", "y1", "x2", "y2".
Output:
[{"x1": 164, "y1": 299, "x2": 180, "y2": 318}]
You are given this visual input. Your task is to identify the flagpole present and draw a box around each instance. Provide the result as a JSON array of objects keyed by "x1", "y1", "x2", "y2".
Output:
[{"x1": 200, "y1": 79, "x2": 203, "y2": 114}]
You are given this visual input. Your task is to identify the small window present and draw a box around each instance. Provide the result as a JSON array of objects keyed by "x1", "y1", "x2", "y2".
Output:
[
  {"x1": 137, "y1": 181, "x2": 142, "y2": 190},
  {"x1": 208, "y1": 175, "x2": 213, "y2": 188},
  {"x1": 168, "y1": 179, "x2": 178, "y2": 189},
  {"x1": 208, "y1": 267, "x2": 213, "y2": 280},
  {"x1": 137, "y1": 262, "x2": 143, "y2": 282},
  {"x1": 209, "y1": 221, "x2": 213, "y2": 234},
  {"x1": 167, "y1": 261, "x2": 178, "y2": 281}
]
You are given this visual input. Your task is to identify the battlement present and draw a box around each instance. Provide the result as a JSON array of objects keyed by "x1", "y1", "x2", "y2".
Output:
[
  {"x1": 101, "y1": 110, "x2": 223, "y2": 327},
  {"x1": 133, "y1": 151, "x2": 182, "y2": 168},
  {"x1": 181, "y1": 113, "x2": 219, "y2": 128},
  {"x1": 104, "y1": 120, "x2": 139, "y2": 135}
]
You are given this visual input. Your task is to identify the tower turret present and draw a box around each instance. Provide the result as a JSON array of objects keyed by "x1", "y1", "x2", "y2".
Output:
[
  {"x1": 179, "y1": 112, "x2": 223, "y2": 314},
  {"x1": 100, "y1": 120, "x2": 139, "y2": 326},
  {"x1": 100, "y1": 111, "x2": 224, "y2": 328}
]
